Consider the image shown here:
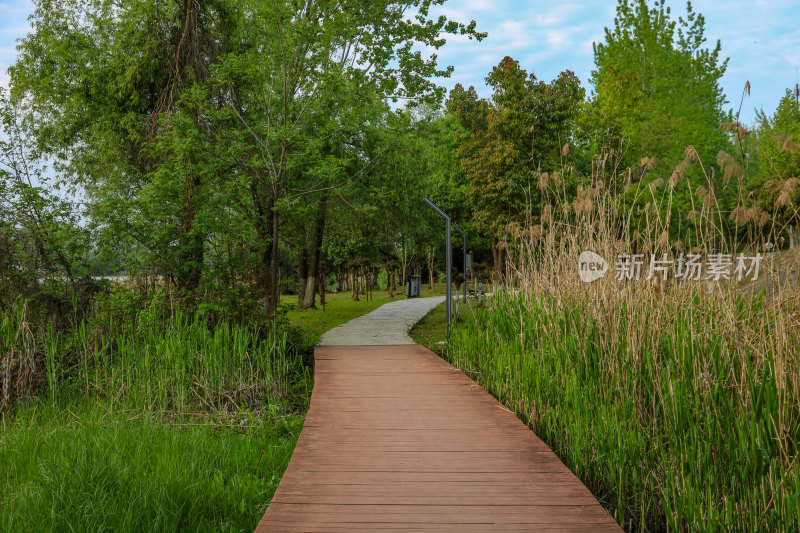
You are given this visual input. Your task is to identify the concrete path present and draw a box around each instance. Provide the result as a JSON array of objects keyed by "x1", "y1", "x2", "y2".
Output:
[{"x1": 319, "y1": 296, "x2": 444, "y2": 346}]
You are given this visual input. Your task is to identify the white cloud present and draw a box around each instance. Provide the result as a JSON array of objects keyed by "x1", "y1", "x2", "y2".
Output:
[
  {"x1": 0, "y1": 25, "x2": 29, "y2": 36},
  {"x1": 437, "y1": 7, "x2": 470, "y2": 23},
  {"x1": 464, "y1": 0, "x2": 496, "y2": 11},
  {"x1": 545, "y1": 30, "x2": 566, "y2": 47},
  {"x1": 497, "y1": 20, "x2": 533, "y2": 50}
]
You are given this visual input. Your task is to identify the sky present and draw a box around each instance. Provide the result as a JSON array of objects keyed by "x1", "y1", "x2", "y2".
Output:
[{"x1": 2, "y1": 0, "x2": 800, "y2": 125}]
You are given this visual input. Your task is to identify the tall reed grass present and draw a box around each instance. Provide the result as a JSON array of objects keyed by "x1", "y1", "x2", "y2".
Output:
[
  {"x1": 0, "y1": 289, "x2": 310, "y2": 530},
  {"x1": 448, "y1": 148, "x2": 800, "y2": 531},
  {"x1": 0, "y1": 293, "x2": 309, "y2": 416}
]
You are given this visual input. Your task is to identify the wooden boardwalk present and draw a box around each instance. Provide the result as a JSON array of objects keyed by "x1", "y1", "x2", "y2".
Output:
[{"x1": 257, "y1": 344, "x2": 621, "y2": 532}]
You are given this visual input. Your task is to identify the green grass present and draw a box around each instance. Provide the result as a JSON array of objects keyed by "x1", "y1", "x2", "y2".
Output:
[
  {"x1": 410, "y1": 296, "x2": 482, "y2": 351},
  {"x1": 0, "y1": 282, "x2": 449, "y2": 531},
  {"x1": 0, "y1": 402, "x2": 301, "y2": 532}
]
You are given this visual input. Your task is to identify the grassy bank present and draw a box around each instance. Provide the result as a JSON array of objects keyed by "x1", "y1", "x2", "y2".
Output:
[
  {"x1": 413, "y1": 147, "x2": 800, "y2": 531},
  {"x1": 410, "y1": 296, "x2": 482, "y2": 350},
  {"x1": 444, "y1": 288, "x2": 800, "y2": 531},
  {"x1": 0, "y1": 288, "x2": 310, "y2": 531},
  {"x1": 416, "y1": 284, "x2": 800, "y2": 531},
  {"x1": 421, "y1": 175, "x2": 800, "y2": 531}
]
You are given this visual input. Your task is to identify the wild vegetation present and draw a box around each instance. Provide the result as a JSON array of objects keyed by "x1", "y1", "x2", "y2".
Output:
[
  {"x1": 441, "y1": 148, "x2": 800, "y2": 529},
  {"x1": 427, "y1": 2, "x2": 799, "y2": 532},
  {"x1": 431, "y1": 2, "x2": 800, "y2": 525},
  {"x1": 0, "y1": 0, "x2": 482, "y2": 529},
  {"x1": 0, "y1": 284, "x2": 310, "y2": 530},
  {"x1": 2, "y1": 0, "x2": 800, "y2": 530}
]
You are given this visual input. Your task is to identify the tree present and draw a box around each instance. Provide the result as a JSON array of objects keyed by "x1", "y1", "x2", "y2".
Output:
[
  {"x1": 10, "y1": 0, "x2": 484, "y2": 317},
  {"x1": 750, "y1": 91, "x2": 800, "y2": 247},
  {"x1": 212, "y1": 0, "x2": 483, "y2": 315},
  {"x1": 425, "y1": 244, "x2": 436, "y2": 289},
  {"x1": 0, "y1": 89, "x2": 88, "y2": 307},
  {"x1": 589, "y1": 0, "x2": 737, "y2": 247},
  {"x1": 447, "y1": 57, "x2": 583, "y2": 275},
  {"x1": 591, "y1": 0, "x2": 729, "y2": 166},
  {"x1": 10, "y1": 0, "x2": 236, "y2": 298}
]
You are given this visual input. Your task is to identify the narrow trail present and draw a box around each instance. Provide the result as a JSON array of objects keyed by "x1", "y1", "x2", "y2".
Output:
[
  {"x1": 318, "y1": 296, "x2": 445, "y2": 346},
  {"x1": 257, "y1": 296, "x2": 620, "y2": 532}
]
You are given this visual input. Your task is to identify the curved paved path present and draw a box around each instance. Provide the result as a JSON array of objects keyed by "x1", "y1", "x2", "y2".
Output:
[
  {"x1": 257, "y1": 297, "x2": 620, "y2": 532},
  {"x1": 319, "y1": 296, "x2": 445, "y2": 346}
]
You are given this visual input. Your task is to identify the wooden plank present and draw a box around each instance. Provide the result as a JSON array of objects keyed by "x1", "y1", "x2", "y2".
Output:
[{"x1": 256, "y1": 345, "x2": 621, "y2": 532}]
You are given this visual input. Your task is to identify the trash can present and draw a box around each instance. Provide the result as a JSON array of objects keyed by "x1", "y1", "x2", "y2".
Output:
[{"x1": 405, "y1": 274, "x2": 421, "y2": 297}]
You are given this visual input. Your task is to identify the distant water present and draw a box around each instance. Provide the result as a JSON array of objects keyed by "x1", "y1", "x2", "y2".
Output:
[{"x1": 91, "y1": 275, "x2": 130, "y2": 282}]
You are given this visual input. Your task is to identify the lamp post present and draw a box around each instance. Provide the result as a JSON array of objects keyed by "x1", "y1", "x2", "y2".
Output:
[
  {"x1": 452, "y1": 223, "x2": 467, "y2": 310},
  {"x1": 423, "y1": 198, "x2": 467, "y2": 337}
]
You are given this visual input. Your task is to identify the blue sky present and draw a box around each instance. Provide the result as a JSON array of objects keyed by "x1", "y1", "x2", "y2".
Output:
[{"x1": 2, "y1": 0, "x2": 799, "y2": 125}]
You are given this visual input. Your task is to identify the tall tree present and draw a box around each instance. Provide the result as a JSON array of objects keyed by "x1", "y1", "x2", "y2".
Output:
[
  {"x1": 213, "y1": 0, "x2": 483, "y2": 315},
  {"x1": 750, "y1": 91, "x2": 800, "y2": 247},
  {"x1": 590, "y1": 0, "x2": 729, "y2": 165},
  {"x1": 590, "y1": 0, "x2": 736, "y2": 246},
  {"x1": 447, "y1": 57, "x2": 583, "y2": 275},
  {"x1": 10, "y1": 0, "x2": 483, "y2": 316},
  {"x1": 10, "y1": 0, "x2": 235, "y2": 297},
  {"x1": 0, "y1": 90, "x2": 88, "y2": 304}
]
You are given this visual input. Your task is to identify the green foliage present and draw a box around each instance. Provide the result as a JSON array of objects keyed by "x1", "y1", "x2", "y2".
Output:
[
  {"x1": 0, "y1": 276, "x2": 312, "y2": 530},
  {"x1": 749, "y1": 92, "x2": 800, "y2": 234},
  {"x1": 447, "y1": 292, "x2": 800, "y2": 532},
  {"x1": 316, "y1": 105, "x2": 475, "y2": 279},
  {"x1": 1, "y1": 290, "x2": 310, "y2": 415},
  {"x1": 0, "y1": 405, "x2": 302, "y2": 532},
  {"x1": 9, "y1": 0, "x2": 240, "y2": 296},
  {"x1": 447, "y1": 57, "x2": 584, "y2": 255},
  {"x1": 591, "y1": 0, "x2": 729, "y2": 165},
  {"x1": 589, "y1": 0, "x2": 738, "y2": 245},
  {"x1": 8, "y1": 0, "x2": 484, "y2": 310},
  {"x1": 0, "y1": 89, "x2": 89, "y2": 300}
]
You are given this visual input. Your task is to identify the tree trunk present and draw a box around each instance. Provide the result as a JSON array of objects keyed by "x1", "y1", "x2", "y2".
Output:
[
  {"x1": 318, "y1": 270, "x2": 326, "y2": 311},
  {"x1": 251, "y1": 179, "x2": 275, "y2": 316},
  {"x1": 270, "y1": 201, "x2": 280, "y2": 316},
  {"x1": 790, "y1": 223, "x2": 799, "y2": 249},
  {"x1": 385, "y1": 264, "x2": 394, "y2": 297},
  {"x1": 175, "y1": 173, "x2": 204, "y2": 298},
  {"x1": 491, "y1": 237, "x2": 505, "y2": 280},
  {"x1": 297, "y1": 247, "x2": 308, "y2": 306},
  {"x1": 301, "y1": 194, "x2": 328, "y2": 309},
  {"x1": 351, "y1": 269, "x2": 359, "y2": 301},
  {"x1": 426, "y1": 245, "x2": 435, "y2": 290},
  {"x1": 400, "y1": 246, "x2": 408, "y2": 294}
]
